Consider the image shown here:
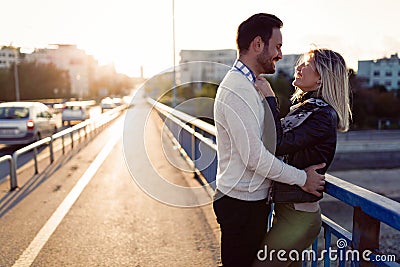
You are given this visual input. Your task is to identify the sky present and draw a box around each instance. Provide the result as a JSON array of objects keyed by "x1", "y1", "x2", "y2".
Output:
[{"x1": 1, "y1": 0, "x2": 399, "y2": 78}]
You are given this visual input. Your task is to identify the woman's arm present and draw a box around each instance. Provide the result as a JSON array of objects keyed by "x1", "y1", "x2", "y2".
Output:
[
  {"x1": 255, "y1": 76, "x2": 337, "y2": 156},
  {"x1": 270, "y1": 102, "x2": 337, "y2": 156}
]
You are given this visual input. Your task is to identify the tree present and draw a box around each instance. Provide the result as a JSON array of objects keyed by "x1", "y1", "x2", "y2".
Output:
[
  {"x1": 0, "y1": 68, "x2": 14, "y2": 101},
  {"x1": 374, "y1": 91, "x2": 400, "y2": 118},
  {"x1": 17, "y1": 61, "x2": 70, "y2": 100},
  {"x1": 0, "y1": 61, "x2": 71, "y2": 101},
  {"x1": 266, "y1": 71, "x2": 295, "y2": 117}
]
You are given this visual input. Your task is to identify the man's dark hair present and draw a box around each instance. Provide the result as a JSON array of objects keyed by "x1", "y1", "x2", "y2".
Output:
[{"x1": 236, "y1": 13, "x2": 283, "y2": 54}]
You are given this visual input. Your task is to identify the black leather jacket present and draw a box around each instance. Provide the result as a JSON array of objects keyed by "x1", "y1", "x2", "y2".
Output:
[{"x1": 266, "y1": 93, "x2": 338, "y2": 202}]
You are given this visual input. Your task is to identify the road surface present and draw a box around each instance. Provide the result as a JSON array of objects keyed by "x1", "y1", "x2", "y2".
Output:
[{"x1": 0, "y1": 102, "x2": 221, "y2": 266}]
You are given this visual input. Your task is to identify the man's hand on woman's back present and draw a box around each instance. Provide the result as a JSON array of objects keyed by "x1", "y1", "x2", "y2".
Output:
[{"x1": 301, "y1": 163, "x2": 326, "y2": 196}]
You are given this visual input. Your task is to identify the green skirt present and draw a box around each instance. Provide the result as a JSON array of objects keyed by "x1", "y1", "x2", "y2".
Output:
[{"x1": 254, "y1": 203, "x2": 321, "y2": 267}]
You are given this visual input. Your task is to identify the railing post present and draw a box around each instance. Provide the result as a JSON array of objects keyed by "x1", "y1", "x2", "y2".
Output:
[
  {"x1": 9, "y1": 155, "x2": 16, "y2": 187},
  {"x1": 0, "y1": 156, "x2": 14, "y2": 189},
  {"x1": 70, "y1": 130, "x2": 74, "y2": 148},
  {"x1": 324, "y1": 228, "x2": 332, "y2": 267},
  {"x1": 311, "y1": 239, "x2": 318, "y2": 267},
  {"x1": 352, "y1": 207, "x2": 380, "y2": 267},
  {"x1": 49, "y1": 137, "x2": 54, "y2": 163},
  {"x1": 33, "y1": 147, "x2": 39, "y2": 174},
  {"x1": 194, "y1": 127, "x2": 201, "y2": 180},
  {"x1": 91, "y1": 122, "x2": 95, "y2": 136},
  {"x1": 61, "y1": 135, "x2": 65, "y2": 154},
  {"x1": 191, "y1": 125, "x2": 196, "y2": 162},
  {"x1": 10, "y1": 153, "x2": 18, "y2": 190}
]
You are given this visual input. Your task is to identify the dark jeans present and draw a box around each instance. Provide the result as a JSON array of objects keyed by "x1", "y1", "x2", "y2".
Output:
[{"x1": 213, "y1": 190, "x2": 271, "y2": 267}]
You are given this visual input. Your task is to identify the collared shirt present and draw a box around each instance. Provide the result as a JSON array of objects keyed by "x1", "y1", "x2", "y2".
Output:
[
  {"x1": 233, "y1": 59, "x2": 264, "y2": 100},
  {"x1": 233, "y1": 59, "x2": 256, "y2": 84}
]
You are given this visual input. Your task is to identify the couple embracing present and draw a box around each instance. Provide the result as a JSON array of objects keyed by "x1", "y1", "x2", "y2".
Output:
[{"x1": 213, "y1": 13, "x2": 352, "y2": 267}]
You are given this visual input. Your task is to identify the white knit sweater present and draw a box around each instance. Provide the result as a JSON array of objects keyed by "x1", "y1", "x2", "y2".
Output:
[{"x1": 214, "y1": 69, "x2": 307, "y2": 201}]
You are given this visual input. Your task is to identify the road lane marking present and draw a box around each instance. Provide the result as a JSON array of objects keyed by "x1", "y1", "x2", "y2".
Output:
[{"x1": 12, "y1": 130, "x2": 121, "y2": 267}]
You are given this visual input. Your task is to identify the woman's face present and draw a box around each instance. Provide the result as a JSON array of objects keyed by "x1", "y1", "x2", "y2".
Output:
[{"x1": 293, "y1": 54, "x2": 321, "y2": 92}]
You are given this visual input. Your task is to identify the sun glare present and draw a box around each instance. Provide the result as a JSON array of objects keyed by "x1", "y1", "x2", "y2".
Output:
[{"x1": 1, "y1": 0, "x2": 399, "y2": 78}]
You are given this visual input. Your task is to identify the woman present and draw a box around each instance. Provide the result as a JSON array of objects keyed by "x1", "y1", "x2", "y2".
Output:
[{"x1": 253, "y1": 48, "x2": 352, "y2": 266}]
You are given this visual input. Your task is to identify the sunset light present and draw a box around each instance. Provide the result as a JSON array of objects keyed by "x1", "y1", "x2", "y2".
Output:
[
  {"x1": 0, "y1": 1, "x2": 400, "y2": 266},
  {"x1": 1, "y1": 0, "x2": 399, "y2": 78}
]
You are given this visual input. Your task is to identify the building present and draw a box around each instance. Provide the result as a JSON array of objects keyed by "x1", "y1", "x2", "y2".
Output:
[
  {"x1": 25, "y1": 44, "x2": 92, "y2": 98},
  {"x1": 179, "y1": 49, "x2": 301, "y2": 85},
  {"x1": 358, "y1": 54, "x2": 400, "y2": 91},
  {"x1": 178, "y1": 49, "x2": 237, "y2": 86},
  {"x1": 273, "y1": 54, "x2": 301, "y2": 79},
  {"x1": 0, "y1": 46, "x2": 20, "y2": 69}
]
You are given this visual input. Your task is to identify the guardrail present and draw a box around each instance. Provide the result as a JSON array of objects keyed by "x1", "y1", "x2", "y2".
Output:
[
  {"x1": 2, "y1": 104, "x2": 126, "y2": 191},
  {"x1": 0, "y1": 155, "x2": 15, "y2": 186},
  {"x1": 148, "y1": 98, "x2": 400, "y2": 267},
  {"x1": 147, "y1": 98, "x2": 217, "y2": 187}
]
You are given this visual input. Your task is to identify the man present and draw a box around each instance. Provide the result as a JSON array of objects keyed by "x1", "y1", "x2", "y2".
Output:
[{"x1": 212, "y1": 13, "x2": 326, "y2": 267}]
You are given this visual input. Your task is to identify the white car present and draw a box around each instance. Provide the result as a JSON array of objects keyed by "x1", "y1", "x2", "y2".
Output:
[
  {"x1": 0, "y1": 102, "x2": 59, "y2": 145},
  {"x1": 62, "y1": 101, "x2": 94, "y2": 126},
  {"x1": 100, "y1": 97, "x2": 115, "y2": 112},
  {"x1": 112, "y1": 97, "x2": 123, "y2": 106}
]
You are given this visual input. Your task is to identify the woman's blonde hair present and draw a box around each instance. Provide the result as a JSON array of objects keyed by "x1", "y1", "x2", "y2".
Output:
[{"x1": 291, "y1": 48, "x2": 352, "y2": 132}]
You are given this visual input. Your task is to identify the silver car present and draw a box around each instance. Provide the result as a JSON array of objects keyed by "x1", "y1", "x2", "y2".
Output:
[
  {"x1": 0, "y1": 102, "x2": 59, "y2": 145},
  {"x1": 62, "y1": 101, "x2": 94, "y2": 125}
]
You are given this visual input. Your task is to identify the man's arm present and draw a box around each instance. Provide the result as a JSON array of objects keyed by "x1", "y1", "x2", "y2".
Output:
[{"x1": 220, "y1": 82, "x2": 307, "y2": 187}]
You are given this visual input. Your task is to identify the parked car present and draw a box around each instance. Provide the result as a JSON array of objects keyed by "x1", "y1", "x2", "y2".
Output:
[
  {"x1": 62, "y1": 101, "x2": 94, "y2": 125},
  {"x1": 0, "y1": 102, "x2": 59, "y2": 145}
]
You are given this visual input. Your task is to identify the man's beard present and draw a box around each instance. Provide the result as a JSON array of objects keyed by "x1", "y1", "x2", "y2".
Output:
[{"x1": 257, "y1": 47, "x2": 276, "y2": 74}]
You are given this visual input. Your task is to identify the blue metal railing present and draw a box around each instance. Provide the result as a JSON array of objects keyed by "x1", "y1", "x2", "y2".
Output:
[{"x1": 148, "y1": 98, "x2": 400, "y2": 267}]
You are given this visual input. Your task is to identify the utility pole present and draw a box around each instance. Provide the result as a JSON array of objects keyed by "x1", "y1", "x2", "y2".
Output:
[
  {"x1": 172, "y1": 0, "x2": 177, "y2": 107},
  {"x1": 13, "y1": 48, "x2": 20, "y2": 101}
]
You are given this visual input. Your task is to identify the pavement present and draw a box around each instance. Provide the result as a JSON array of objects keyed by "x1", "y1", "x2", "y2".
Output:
[
  {"x1": 331, "y1": 130, "x2": 400, "y2": 170},
  {"x1": 0, "y1": 98, "x2": 221, "y2": 266}
]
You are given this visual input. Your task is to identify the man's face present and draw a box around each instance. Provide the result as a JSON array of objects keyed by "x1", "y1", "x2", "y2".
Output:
[{"x1": 256, "y1": 28, "x2": 283, "y2": 74}]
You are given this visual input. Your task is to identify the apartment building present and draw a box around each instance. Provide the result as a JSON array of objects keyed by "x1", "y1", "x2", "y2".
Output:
[
  {"x1": 0, "y1": 46, "x2": 19, "y2": 69},
  {"x1": 25, "y1": 44, "x2": 92, "y2": 98},
  {"x1": 358, "y1": 54, "x2": 400, "y2": 91},
  {"x1": 179, "y1": 49, "x2": 237, "y2": 86}
]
